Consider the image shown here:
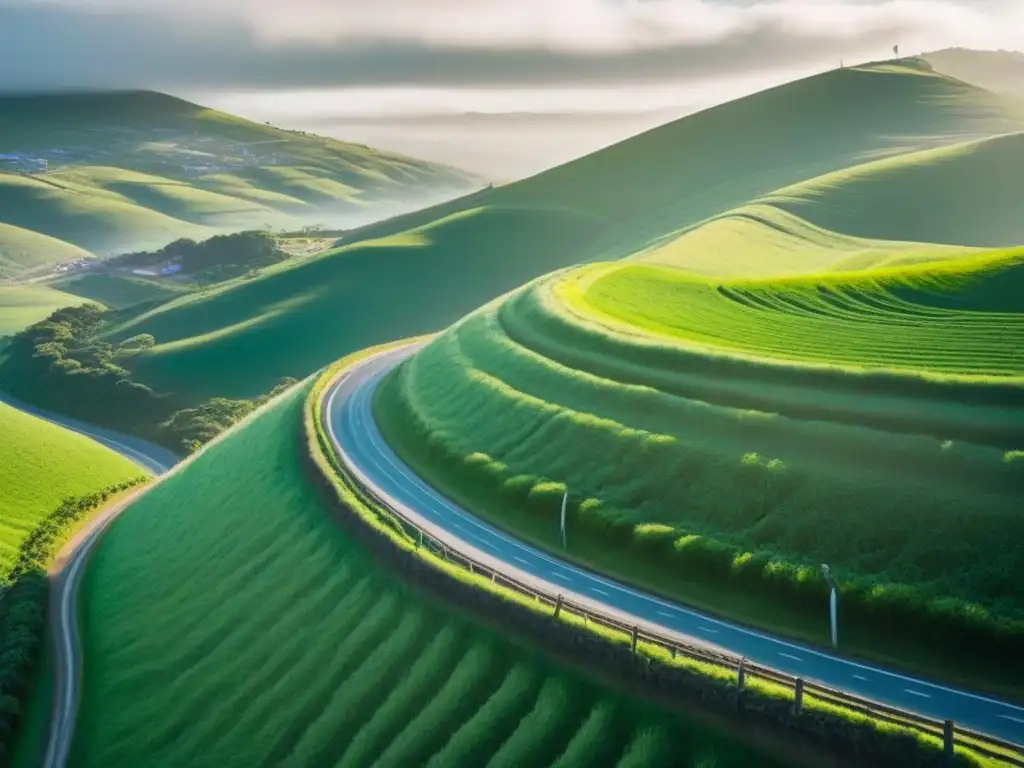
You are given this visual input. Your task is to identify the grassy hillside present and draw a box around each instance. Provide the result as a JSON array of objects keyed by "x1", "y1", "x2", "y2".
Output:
[
  {"x1": 0, "y1": 283, "x2": 84, "y2": 336},
  {"x1": 48, "y1": 272, "x2": 189, "y2": 310},
  {"x1": 925, "y1": 48, "x2": 1024, "y2": 97},
  {"x1": 0, "y1": 90, "x2": 477, "y2": 278},
  {"x1": 101, "y1": 206, "x2": 603, "y2": 399},
  {"x1": 63, "y1": 60, "x2": 1018, "y2": 404},
  {"x1": 374, "y1": 250, "x2": 1024, "y2": 692},
  {"x1": 74, "y1": 383, "x2": 779, "y2": 767},
  {"x1": 0, "y1": 400, "x2": 140, "y2": 571}
]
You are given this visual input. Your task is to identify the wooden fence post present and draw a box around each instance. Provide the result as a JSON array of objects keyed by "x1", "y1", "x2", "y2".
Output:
[
  {"x1": 737, "y1": 657, "x2": 746, "y2": 690},
  {"x1": 631, "y1": 626, "x2": 639, "y2": 655},
  {"x1": 553, "y1": 594, "x2": 563, "y2": 619},
  {"x1": 670, "y1": 645, "x2": 677, "y2": 659},
  {"x1": 944, "y1": 720, "x2": 955, "y2": 762},
  {"x1": 793, "y1": 678, "x2": 804, "y2": 715},
  {"x1": 417, "y1": 529, "x2": 422, "y2": 550}
]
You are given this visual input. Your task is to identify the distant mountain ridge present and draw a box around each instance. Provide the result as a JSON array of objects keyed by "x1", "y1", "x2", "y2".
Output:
[{"x1": 0, "y1": 90, "x2": 479, "y2": 280}]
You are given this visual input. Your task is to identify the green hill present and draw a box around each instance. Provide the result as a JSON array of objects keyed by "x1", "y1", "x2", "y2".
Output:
[
  {"x1": 72, "y1": 382, "x2": 778, "y2": 767},
  {"x1": 79, "y1": 61, "x2": 1023, "y2": 404},
  {"x1": 0, "y1": 283, "x2": 85, "y2": 336},
  {"x1": 0, "y1": 90, "x2": 478, "y2": 279},
  {"x1": 0, "y1": 399, "x2": 141, "y2": 571},
  {"x1": 373, "y1": 249, "x2": 1024, "y2": 692}
]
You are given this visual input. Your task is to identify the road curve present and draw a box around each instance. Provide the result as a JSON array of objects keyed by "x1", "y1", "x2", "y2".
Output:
[
  {"x1": 1, "y1": 398, "x2": 181, "y2": 768},
  {"x1": 324, "y1": 342, "x2": 1024, "y2": 746}
]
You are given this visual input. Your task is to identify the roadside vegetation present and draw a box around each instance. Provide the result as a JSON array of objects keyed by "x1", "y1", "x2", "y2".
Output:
[
  {"x1": 0, "y1": 478, "x2": 146, "y2": 764},
  {"x1": 374, "y1": 249, "x2": 1024, "y2": 696},
  {"x1": 73, "y1": 382, "x2": 779, "y2": 767}
]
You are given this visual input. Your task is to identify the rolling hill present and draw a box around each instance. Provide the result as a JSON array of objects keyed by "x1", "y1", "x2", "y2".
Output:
[
  {"x1": 80, "y1": 59, "x2": 1024, "y2": 405},
  {"x1": 0, "y1": 90, "x2": 478, "y2": 279},
  {"x1": 71, "y1": 382, "x2": 780, "y2": 767},
  {"x1": 373, "y1": 246, "x2": 1024, "y2": 692},
  {"x1": 924, "y1": 48, "x2": 1024, "y2": 98},
  {"x1": 0, "y1": 283, "x2": 84, "y2": 336},
  {"x1": 0, "y1": 399, "x2": 141, "y2": 571}
]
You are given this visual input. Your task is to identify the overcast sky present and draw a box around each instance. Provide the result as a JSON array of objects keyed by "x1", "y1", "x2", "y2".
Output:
[{"x1": 1, "y1": 0, "x2": 1021, "y2": 177}]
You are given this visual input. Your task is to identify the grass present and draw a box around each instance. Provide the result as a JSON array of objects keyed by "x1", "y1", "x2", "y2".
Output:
[
  {"x1": 0, "y1": 283, "x2": 86, "y2": 335},
  {"x1": 10, "y1": 59, "x2": 1011, "y2": 410},
  {"x1": 372, "y1": 248, "x2": 1024, "y2": 696},
  {"x1": 72, "y1": 379, "x2": 781, "y2": 767},
  {"x1": 0, "y1": 399, "x2": 141, "y2": 572},
  {"x1": 47, "y1": 272, "x2": 191, "y2": 310},
  {"x1": 100, "y1": 205, "x2": 603, "y2": 400},
  {"x1": 0, "y1": 89, "x2": 477, "y2": 279}
]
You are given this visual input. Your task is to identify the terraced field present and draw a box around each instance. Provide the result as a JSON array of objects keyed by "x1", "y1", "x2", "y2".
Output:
[
  {"x1": 0, "y1": 399, "x2": 140, "y2": 571},
  {"x1": 373, "y1": 247, "x2": 1024, "y2": 691},
  {"x1": 74, "y1": 384, "x2": 779, "y2": 767}
]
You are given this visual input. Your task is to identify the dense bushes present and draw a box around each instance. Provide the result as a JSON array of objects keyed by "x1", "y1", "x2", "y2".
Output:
[
  {"x1": 0, "y1": 477, "x2": 146, "y2": 763},
  {"x1": 0, "y1": 304, "x2": 297, "y2": 453},
  {"x1": 108, "y1": 231, "x2": 288, "y2": 284}
]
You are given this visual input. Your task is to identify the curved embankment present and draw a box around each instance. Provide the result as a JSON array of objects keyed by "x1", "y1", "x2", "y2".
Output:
[
  {"x1": 372, "y1": 251, "x2": 1024, "y2": 699},
  {"x1": 322, "y1": 344, "x2": 1024, "y2": 753},
  {"x1": 65, "y1": 372, "x2": 782, "y2": 768}
]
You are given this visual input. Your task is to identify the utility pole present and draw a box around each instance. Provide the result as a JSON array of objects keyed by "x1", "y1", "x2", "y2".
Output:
[
  {"x1": 821, "y1": 564, "x2": 838, "y2": 649},
  {"x1": 559, "y1": 488, "x2": 568, "y2": 549}
]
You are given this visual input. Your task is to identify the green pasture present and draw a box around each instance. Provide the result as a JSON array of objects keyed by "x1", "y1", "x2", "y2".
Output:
[
  {"x1": 0, "y1": 400, "x2": 140, "y2": 572},
  {"x1": 74, "y1": 383, "x2": 778, "y2": 767}
]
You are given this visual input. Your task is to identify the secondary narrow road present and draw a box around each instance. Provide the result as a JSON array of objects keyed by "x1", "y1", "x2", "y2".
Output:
[
  {"x1": 324, "y1": 343, "x2": 1024, "y2": 746},
  {"x1": 0, "y1": 397, "x2": 182, "y2": 768}
]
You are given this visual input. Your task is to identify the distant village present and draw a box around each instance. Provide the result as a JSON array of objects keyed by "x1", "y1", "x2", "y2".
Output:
[{"x1": 0, "y1": 127, "x2": 288, "y2": 178}]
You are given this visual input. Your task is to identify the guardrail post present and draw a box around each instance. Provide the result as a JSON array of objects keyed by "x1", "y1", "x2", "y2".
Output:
[
  {"x1": 417, "y1": 529, "x2": 422, "y2": 550},
  {"x1": 670, "y1": 645, "x2": 676, "y2": 659},
  {"x1": 468, "y1": 562, "x2": 474, "y2": 575},
  {"x1": 631, "y1": 626, "x2": 638, "y2": 655},
  {"x1": 793, "y1": 678, "x2": 804, "y2": 715},
  {"x1": 943, "y1": 720, "x2": 955, "y2": 762},
  {"x1": 737, "y1": 657, "x2": 746, "y2": 690},
  {"x1": 553, "y1": 594, "x2": 563, "y2": 619}
]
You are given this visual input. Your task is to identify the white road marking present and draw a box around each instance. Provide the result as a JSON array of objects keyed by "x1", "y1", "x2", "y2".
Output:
[
  {"x1": 904, "y1": 689, "x2": 931, "y2": 699},
  {"x1": 551, "y1": 572, "x2": 571, "y2": 582},
  {"x1": 778, "y1": 653, "x2": 803, "y2": 662},
  {"x1": 698, "y1": 626, "x2": 719, "y2": 634},
  {"x1": 657, "y1": 610, "x2": 674, "y2": 619},
  {"x1": 853, "y1": 675, "x2": 868, "y2": 682},
  {"x1": 591, "y1": 588, "x2": 610, "y2": 597},
  {"x1": 998, "y1": 715, "x2": 1024, "y2": 725},
  {"x1": 513, "y1": 556, "x2": 529, "y2": 565}
]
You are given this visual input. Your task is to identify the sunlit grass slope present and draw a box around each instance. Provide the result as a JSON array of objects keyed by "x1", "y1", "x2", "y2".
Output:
[
  {"x1": 82, "y1": 61, "x2": 1022, "y2": 405},
  {"x1": 761, "y1": 132, "x2": 1024, "y2": 247},
  {"x1": 0, "y1": 400, "x2": 140, "y2": 571},
  {"x1": 374, "y1": 251, "x2": 1024, "y2": 688},
  {"x1": 47, "y1": 272, "x2": 189, "y2": 310},
  {"x1": 75, "y1": 385, "x2": 778, "y2": 768},
  {"x1": 103, "y1": 206, "x2": 603, "y2": 400},
  {"x1": 0, "y1": 283, "x2": 84, "y2": 336},
  {"x1": 487, "y1": 60, "x2": 1022, "y2": 263},
  {"x1": 0, "y1": 222, "x2": 95, "y2": 280},
  {"x1": 0, "y1": 90, "x2": 477, "y2": 277}
]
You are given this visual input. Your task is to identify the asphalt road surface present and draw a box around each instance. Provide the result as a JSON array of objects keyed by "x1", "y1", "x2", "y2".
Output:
[{"x1": 324, "y1": 342, "x2": 1024, "y2": 746}]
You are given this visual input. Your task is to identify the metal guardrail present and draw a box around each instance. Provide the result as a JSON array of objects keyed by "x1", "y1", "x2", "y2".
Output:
[{"x1": 325, "y1": 395, "x2": 1024, "y2": 766}]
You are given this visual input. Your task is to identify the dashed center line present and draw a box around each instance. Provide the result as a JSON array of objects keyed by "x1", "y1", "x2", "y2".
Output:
[
  {"x1": 998, "y1": 715, "x2": 1024, "y2": 725},
  {"x1": 852, "y1": 675, "x2": 868, "y2": 682},
  {"x1": 657, "y1": 610, "x2": 675, "y2": 619},
  {"x1": 904, "y1": 689, "x2": 931, "y2": 699},
  {"x1": 591, "y1": 588, "x2": 610, "y2": 597},
  {"x1": 698, "y1": 626, "x2": 719, "y2": 634},
  {"x1": 778, "y1": 652, "x2": 803, "y2": 662},
  {"x1": 551, "y1": 572, "x2": 571, "y2": 582},
  {"x1": 513, "y1": 556, "x2": 529, "y2": 565}
]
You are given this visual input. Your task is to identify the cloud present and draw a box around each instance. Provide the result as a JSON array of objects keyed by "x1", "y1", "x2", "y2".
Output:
[{"x1": 0, "y1": 0, "x2": 1020, "y2": 91}]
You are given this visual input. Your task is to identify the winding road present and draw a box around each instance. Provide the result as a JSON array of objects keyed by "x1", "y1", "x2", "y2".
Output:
[
  {"x1": 323, "y1": 343, "x2": 1024, "y2": 746},
  {"x1": 0, "y1": 393, "x2": 181, "y2": 768}
]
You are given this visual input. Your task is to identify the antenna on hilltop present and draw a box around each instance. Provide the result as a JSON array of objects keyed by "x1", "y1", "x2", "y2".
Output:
[{"x1": 893, "y1": 44, "x2": 900, "y2": 59}]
